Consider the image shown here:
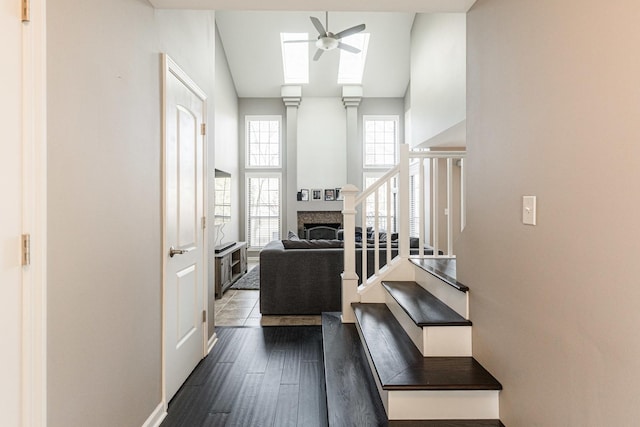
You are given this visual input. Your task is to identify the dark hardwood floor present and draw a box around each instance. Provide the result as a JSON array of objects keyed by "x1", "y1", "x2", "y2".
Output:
[
  {"x1": 161, "y1": 324, "x2": 503, "y2": 427},
  {"x1": 161, "y1": 326, "x2": 327, "y2": 427}
]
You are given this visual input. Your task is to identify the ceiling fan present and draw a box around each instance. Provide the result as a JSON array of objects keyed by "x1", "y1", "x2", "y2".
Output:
[{"x1": 285, "y1": 12, "x2": 366, "y2": 61}]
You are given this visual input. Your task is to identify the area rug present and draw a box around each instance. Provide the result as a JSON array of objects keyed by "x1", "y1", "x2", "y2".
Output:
[{"x1": 230, "y1": 265, "x2": 260, "y2": 290}]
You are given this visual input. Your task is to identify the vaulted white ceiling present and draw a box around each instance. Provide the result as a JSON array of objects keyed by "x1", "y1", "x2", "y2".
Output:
[
  {"x1": 149, "y1": 0, "x2": 477, "y2": 98},
  {"x1": 216, "y1": 11, "x2": 414, "y2": 98}
]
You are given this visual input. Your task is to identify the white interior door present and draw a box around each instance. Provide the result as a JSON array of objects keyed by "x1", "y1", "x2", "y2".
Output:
[
  {"x1": 163, "y1": 54, "x2": 207, "y2": 402},
  {"x1": 0, "y1": 2, "x2": 24, "y2": 425}
]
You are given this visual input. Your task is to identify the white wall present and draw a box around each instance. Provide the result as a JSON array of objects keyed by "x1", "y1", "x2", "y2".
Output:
[
  {"x1": 297, "y1": 97, "x2": 347, "y2": 189},
  {"x1": 410, "y1": 13, "x2": 466, "y2": 147},
  {"x1": 461, "y1": 0, "x2": 640, "y2": 425},
  {"x1": 47, "y1": 2, "x2": 215, "y2": 426}
]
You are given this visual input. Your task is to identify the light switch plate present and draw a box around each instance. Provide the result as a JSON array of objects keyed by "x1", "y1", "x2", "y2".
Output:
[{"x1": 523, "y1": 196, "x2": 536, "y2": 225}]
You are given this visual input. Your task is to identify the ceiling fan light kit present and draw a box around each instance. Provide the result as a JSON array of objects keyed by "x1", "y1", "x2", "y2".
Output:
[{"x1": 316, "y1": 35, "x2": 339, "y2": 51}]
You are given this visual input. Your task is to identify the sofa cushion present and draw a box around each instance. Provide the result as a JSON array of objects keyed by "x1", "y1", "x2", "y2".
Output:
[
  {"x1": 281, "y1": 239, "x2": 344, "y2": 249},
  {"x1": 287, "y1": 230, "x2": 300, "y2": 240}
]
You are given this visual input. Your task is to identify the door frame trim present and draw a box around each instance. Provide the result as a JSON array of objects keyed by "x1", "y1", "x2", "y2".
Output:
[
  {"x1": 161, "y1": 53, "x2": 209, "y2": 409},
  {"x1": 22, "y1": 0, "x2": 48, "y2": 425}
]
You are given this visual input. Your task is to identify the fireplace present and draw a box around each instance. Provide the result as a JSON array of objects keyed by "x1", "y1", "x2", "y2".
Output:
[
  {"x1": 297, "y1": 211, "x2": 343, "y2": 238},
  {"x1": 303, "y1": 224, "x2": 341, "y2": 239}
]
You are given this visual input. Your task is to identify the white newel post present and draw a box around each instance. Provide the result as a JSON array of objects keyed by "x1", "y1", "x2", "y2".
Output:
[{"x1": 341, "y1": 184, "x2": 359, "y2": 323}]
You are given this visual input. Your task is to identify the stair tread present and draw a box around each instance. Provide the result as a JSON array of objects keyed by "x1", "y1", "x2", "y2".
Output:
[
  {"x1": 382, "y1": 281, "x2": 472, "y2": 327},
  {"x1": 410, "y1": 258, "x2": 469, "y2": 292},
  {"x1": 352, "y1": 303, "x2": 502, "y2": 391},
  {"x1": 321, "y1": 312, "x2": 388, "y2": 427}
]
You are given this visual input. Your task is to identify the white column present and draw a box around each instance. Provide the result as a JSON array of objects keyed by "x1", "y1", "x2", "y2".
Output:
[
  {"x1": 342, "y1": 86, "x2": 362, "y2": 187},
  {"x1": 282, "y1": 85, "x2": 302, "y2": 237}
]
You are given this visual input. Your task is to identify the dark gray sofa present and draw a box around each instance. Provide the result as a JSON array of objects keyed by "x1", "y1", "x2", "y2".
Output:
[{"x1": 259, "y1": 238, "x2": 435, "y2": 315}]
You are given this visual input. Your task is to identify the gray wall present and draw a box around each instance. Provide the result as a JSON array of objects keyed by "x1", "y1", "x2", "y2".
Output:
[
  {"x1": 47, "y1": 2, "x2": 215, "y2": 426},
  {"x1": 210, "y1": 23, "x2": 239, "y2": 335},
  {"x1": 461, "y1": 0, "x2": 640, "y2": 424},
  {"x1": 213, "y1": 23, "x2": 240, "y2": 246}
]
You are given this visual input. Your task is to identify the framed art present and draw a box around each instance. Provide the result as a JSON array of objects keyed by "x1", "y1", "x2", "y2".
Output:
[
  {"x1": 301, "y1": 189, "x2": 309, "y2": 201},
  {"x1": 324, "y1": 189, "x2": 336, "y2": 201},
  {"x1": 311, "y1": 189, "x2": 323, "y2": 201},
  {"x1": 335, "y1": 188, "x2": 343, "y2": 201}
]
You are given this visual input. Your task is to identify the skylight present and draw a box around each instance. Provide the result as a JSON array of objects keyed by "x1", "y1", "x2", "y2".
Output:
[
  {"x1": 338, "y1": 33, "x2": 370, "y2": 84},
  {"x1": 280, "y1": 33, "x2": 309, "y2": 84}
]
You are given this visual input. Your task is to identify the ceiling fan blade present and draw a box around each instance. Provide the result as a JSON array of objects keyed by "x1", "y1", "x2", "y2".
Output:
[
  {"x1": 334, "y1": 23, "x2": 366, "y2": 40},
  {"x1": 283, "y1": 40, "x2": 316, "y2": 43},
  {"x1": 313, "y1": 49, "x2": 324, "y2": 61},
  {"x1": 337, "y1": 42, "x2": 361, "y2": 54},
  {"x1": 310, "y1": 16, "x2": 326, "y2": 36}
]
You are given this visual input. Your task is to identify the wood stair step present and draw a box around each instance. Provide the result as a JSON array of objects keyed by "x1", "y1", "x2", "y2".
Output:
[
  {"x1": 352, "y1": 303, "x2": 502, "y2": 391},
  {"x1": 322, "y1": 312, "x2": 505, "y2": 427},
  {"x1": 410, "y1": 258, "x2": 468, "y2": 292},
  {"x1": 321, "y1": 312, "x2": 388, "y2": 426},
  {"x1": 382, "y1": 281, "x2": 472, "y2": 327}
]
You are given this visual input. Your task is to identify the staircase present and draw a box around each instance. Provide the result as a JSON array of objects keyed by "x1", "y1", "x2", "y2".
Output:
[
  {"x1": 322, "y1": 259, "x2": 504, "y2": 425},
  {"x1": 323, "y1": 146, "x2": 504, "y2": 424}
]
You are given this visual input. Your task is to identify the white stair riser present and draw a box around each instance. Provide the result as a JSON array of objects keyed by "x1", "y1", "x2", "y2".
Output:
[
  {"x1": 414, "y1": 266, "x2": 469, "y2": 318},
  {"x1": 387, "y1": 390, "x2": 500, "y2": 420},
  {"x1": 385, "y1": 292, "x2": 472, "y2": 356}
]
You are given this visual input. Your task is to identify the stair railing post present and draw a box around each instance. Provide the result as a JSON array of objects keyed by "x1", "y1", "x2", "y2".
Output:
[
  {"x1": 398, "y1": 144, "x2": 410, "y2": 259},
  {"x1": 341, "y1": 184, "x2": 359, "y2": 323}
]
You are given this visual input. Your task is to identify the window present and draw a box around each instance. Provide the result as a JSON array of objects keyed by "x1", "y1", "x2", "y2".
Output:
[
  {"x1": 280, "y1": 33, "x2": 309, "y2": 84},
  {"x1": 337, "y1": 33, "x2": 370, "y2": 84},
  {"x1": 246, "y1": 174, "x2": 281, "y2": 248},
  {"x1": 363, "y1": 116, "x2": 398, "y2": 167},
  {"x1": 246, "y1": 116, "x2": 281, "y2": 168},
  {"x1": 363, "y1": 173, "x2": 397, "y2": 233}
]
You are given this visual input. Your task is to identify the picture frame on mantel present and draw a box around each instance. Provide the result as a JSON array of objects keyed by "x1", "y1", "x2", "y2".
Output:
[
  {"x1": 335, "y1": 188, "x2": 343, "y2": 201},
  {"x1": 311, "y1": 189, "x2": 323, "y2": 201},
  {"x1": 300, "y1": 189, "x2": 309, "y2": 201},
  {"x1": 324, "y1": 189, "x2": 336, "y2": 201}
]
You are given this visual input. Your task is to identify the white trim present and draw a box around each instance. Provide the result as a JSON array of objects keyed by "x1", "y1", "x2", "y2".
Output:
[
  {"x1": 207, "y1": 332, "x2": 218, "y2": 354},
  {"x1": 161, "y1": 53, "x2": 208, "y2": 408},
  {"x1": 244, "y1": 115, "x2": 282, "y2": 169},
  {"x1": 141, "y1": 402, "x2": 167, "y2": 427},
  {"x1": 22, "y1": 0, "x2": 48, "y2": 425},
  {"x1": 362, "y1": 114, "x2": 400, "y2": 168}
]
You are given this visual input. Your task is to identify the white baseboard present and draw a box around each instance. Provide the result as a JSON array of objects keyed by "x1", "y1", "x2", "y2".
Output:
[
  {"x1": 142, "y1": 402, "x2": 167, "y2": 427},
  {"x1": 207, "y1": 332, "x2": 219, "y2": 354}
]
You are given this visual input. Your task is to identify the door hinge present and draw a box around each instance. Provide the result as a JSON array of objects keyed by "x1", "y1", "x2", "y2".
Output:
[
  {"x1": 21, "y1": 0, "x2": 30, "y2": 22},
  {"x1": 22, "y1": 234, "x2": 31, "y2": 266},
  {"x1": 202, "y1": 310, "x2": 207, "y2": 323},
  {"x1": 201, "y1": 216, "x2": 206, "y2": 229},
  {"x1": 201, "y1": 123, "x2": 206, "y2": 136}
]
